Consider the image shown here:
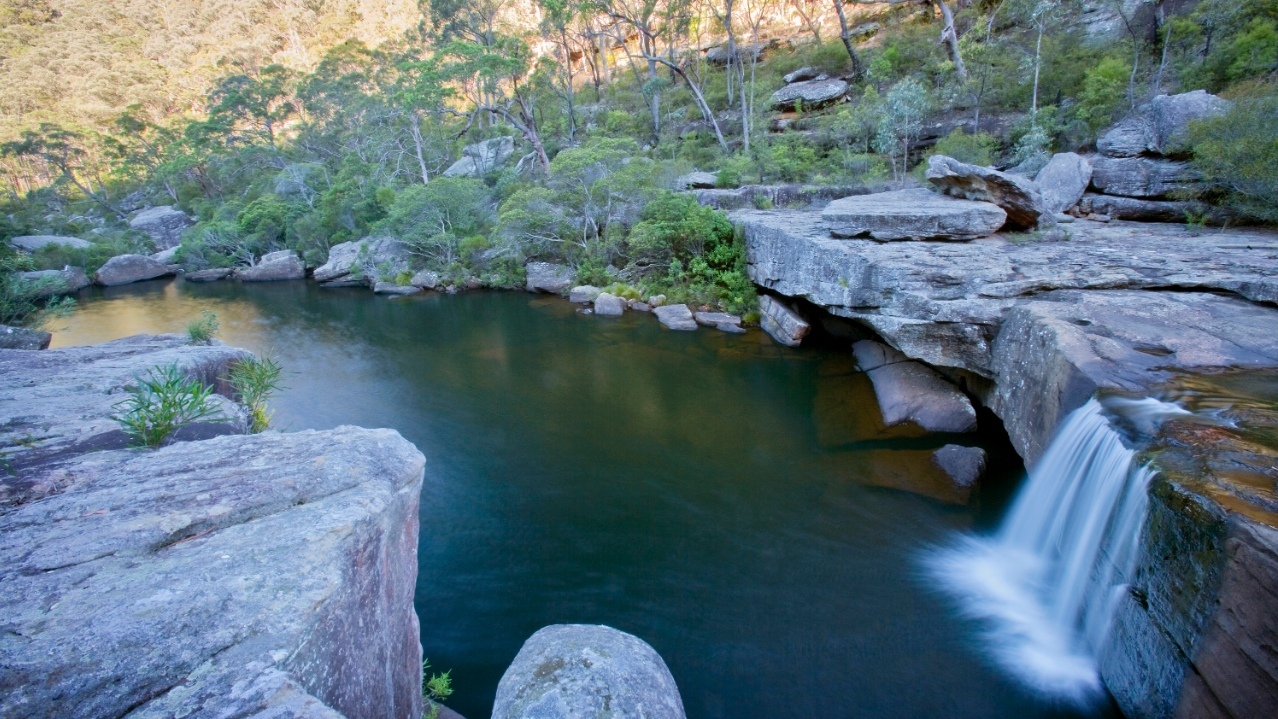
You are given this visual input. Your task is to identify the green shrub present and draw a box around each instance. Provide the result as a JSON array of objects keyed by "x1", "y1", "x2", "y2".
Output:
[
  {"x1": 186, "y1": 311, "x2": 219, "y2": 344},
  {"x1": 1074, "y1": 57, "x2": 1131, "y2": 137},
  {"x1": 111, "y1": 363, "x2": 226, "y2": 448},
  {"x1": 225, "y1": 354, "x2": 284, "y2": 433},
  {"x1": 1187, "y1": 87, "x2": 1278, "y2": 222},
  {"x1": 380, "y1": 177, "x2": 492, "y2": 267},
  {"x1": 932, "y1": 129, "x2": 999, "y2": 166},
  {"x1": 422, "y1": 659, "x2": 454, "y2": 719}
]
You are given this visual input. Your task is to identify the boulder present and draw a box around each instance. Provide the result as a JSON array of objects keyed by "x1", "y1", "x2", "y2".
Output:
[
  {"x1": 769, "y1": 78, "x2": 848, "y2": 111},
  {"x1": 184, "y1": 268, "x2": 233, "y2": 282},
  {"x1": 926, "y1": 155, "x2": 1051, "y2": 229},
  {"x1": 1090, "y1": 156, "x2": 1202, "y2": 198},
  {"x1": 1098, "y1": 90, "x2": 1233, "y2": 158},
  {"x1": 313, "y1": 237, "x2": 410, "y2": 286},
  {"x1": 854, "y1": 340, "x2": 977, "y2": 433},
  {"x1": 411, "y1": 269, "x2": 441, "y2": 290},
  {"x1": 653, "y1": 304, "x2": 698, "y2": 331},
  {"x1": 694, "y1": 312, "x2": 741, "y2": 327},
  {"x1": 932, "y1": 444, "x2": 988, "y2": 494},
  {"x1": 1034, "y1": 153, "x2": 1093, "y2": 214},
  {"x1": 235, "y1": 250, "x2": 305, "y2": 282},
  {"x1": 593, "y1": 292, "x2": 626, "y2": 316},
  {"x1": 705, "y1": 42, "x2": 766, "y2": 65},
  {"x1": 821, "y1": 188, "x2": 1007, "y2": 241},
  {"x1": 0, "y1": 324, "x2": 51, "y2": 350},
  {"x1": 782, "y1": 66, "x2": 823, "y2": 84},
  {"x1": 525, "y1": 262, "x2": 575, "y2": 293},
  {"x1": 758, "y1": 295, "x2": 810, "y2": 347},
  {"x1": 8, "y1": 235, "x2": 92, "y2": 252},
  {"x1": 492, "y1": 624, "x2": 686, "y2": 719},
  {"x1": 675, "y1": 171, "x2": 718, "y2": 190},
  {"x1": 442, "y1": 137, "x2": 515, "y2": 178},
  {"x1": 150, "y1": 246, "x2": 179, "y2": 264},
  {"x1": 569, "y1": 285, "x2": 602, "y2": 304},
  {"x1": 630, "y1": 301, "x2": 652, "y2": 312},
  {"x1": 17, "y1": 267, "x2": 91, "y2": 299},
  {"x1": 129, "y1": 206, "x2": 194, "y2": 250},
  {"x1": 0, "y1": 426, "x2": 426, "y2": 719},
  {"x1": 373, "y1": 281, "x2": 422, "y2": 295},
  {"x1": 1077, "y1": 193, "x2": 1219, "y2": 223},
  {"x1": 94, "y1": 254, "x2": 176, "y2": 286}
]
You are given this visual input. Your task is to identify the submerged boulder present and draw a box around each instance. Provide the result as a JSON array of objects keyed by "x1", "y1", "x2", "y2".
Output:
[
  {"x1": 129, "y1": 206, "x2": 194, "y2": 250},
  {"x1": 94, "y1": 254, "x2": 176, "y2": 286},
  {"x1": 769, "y1": 78, "x2": 848, "y2": 111},
  {"x1": 758, "y1": 295, "x2": 809, "y2": 347},
  {"x1": 235, "y1": 250, "x2": 305, "y2": 282},
  {"x1": 854, "y1": 340, "x2": 977, "y2": 433},
  {"x1": 1034, "y1": 153, "x2": 1093, "y2": 214},
  {"x1": 822, "y1": 188, "x2": 1007, "y2": 241},
  {"x1": 492, "y1": 624, "x2": 686, "y2": 719},
  {"x1": 525, "y1": 262, "x2": 575, "y2": 293},
  {"x1": 926, "y1": 155, "x2": 1051, "y2": 229},
  {"x1": 8, "y1": 235, "x2": 91, "y2": 252}
]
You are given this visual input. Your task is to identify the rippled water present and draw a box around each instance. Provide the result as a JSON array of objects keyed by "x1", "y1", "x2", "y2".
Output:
[{"x1": 52, "y1": 278, "x2": 1116, "y2": 719}]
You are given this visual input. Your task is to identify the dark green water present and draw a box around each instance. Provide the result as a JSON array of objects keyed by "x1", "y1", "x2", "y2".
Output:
[{"x1": 53, "y1": 279, "x2": 1112, "y2": 719}]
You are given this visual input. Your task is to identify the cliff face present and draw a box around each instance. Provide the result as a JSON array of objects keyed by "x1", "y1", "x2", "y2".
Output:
[
  {"x1": 734, "y1": 208, "x2": 1278, "y2": 717},
  {"x1": 0, "y1": 337, "x2": 426, "y2": 719}
]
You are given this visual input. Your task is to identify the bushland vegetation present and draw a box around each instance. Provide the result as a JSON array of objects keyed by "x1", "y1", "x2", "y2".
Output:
[{"x1": 0, "y1": 0, "x2": 1275, "y2": 325}]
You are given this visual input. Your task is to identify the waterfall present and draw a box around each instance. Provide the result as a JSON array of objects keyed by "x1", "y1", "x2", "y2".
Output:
[{"x1": 926, "y1": 398, "x2": 1154, "y2": 703}]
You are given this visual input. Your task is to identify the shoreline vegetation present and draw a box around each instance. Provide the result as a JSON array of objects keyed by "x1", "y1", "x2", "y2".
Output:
[{"x1": 2, "y1": 0, "x2": 1276, "y2": 332}]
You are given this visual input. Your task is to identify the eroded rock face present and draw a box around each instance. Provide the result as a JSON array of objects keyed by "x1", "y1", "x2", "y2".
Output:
[
  {"x1": 94, "y1": 254, "x2": 176, "y2": 286},
  {"x1": 1091, "y1": 156, "x2": 1202, "y2": 199},
  {"x1": 492, "y1": 624, "x2": 686, "y2": 719},
  {"x1": 443, "y1": 137, "x2": 515, "y2": 178},
  {"x1": 822, "y1": 188, "x2": 1007, "y2": 241},
  {"x1": 8, "y1": 235, "x2": 91, "y2": 251},
  {"x1": 525, "y1": 262, "x2": 575, "y2": 293},
  {"x1": 1034, "y1": 153, "x2": 1093, "y2": 214},
  {"x1": 235, "y1": 250, "x2": 305, "y2": 282},
  {"x1": 926, "y1": 155, "x2": 1050, "y2": 229},
  {"x1": 0, "y1": 427, "x2": 426, "y2": 719},
  {"x1": 130, "y1": 206, "x2": 195, "y2": 250},
  {"x1": 769, "y1": 78, "x2": 848, "y2": 111},
  {"x1": 759, "y1": 295, "x2": 809, "y2": 347},
  {"x1": 313, "y1": 237, "x2": 409, "y2": 286}
]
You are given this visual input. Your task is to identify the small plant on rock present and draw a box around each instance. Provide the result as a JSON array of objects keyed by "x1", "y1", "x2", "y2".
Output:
[
  {"x1": 112, "y1": 363, "x2": 225, "y2": 448},
  {"x1": 421, "y1": 659, "x2": 454, "y2": 719},
  {"x1": 186, "y1": 310, "x2": 220, "y2": 344},
  {"x1": 225, "y1": 355, "x2": 284, "y2": 433}
]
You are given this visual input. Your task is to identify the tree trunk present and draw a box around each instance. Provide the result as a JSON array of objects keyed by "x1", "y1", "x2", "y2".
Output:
[
  {"x1": 409, "y1": 111, "x2": 430, "y2": 184},
  {"x1": 933, "y1": 0, "x2": 968, "y2": 81},
  {"x1": 833, "y1": 1, "x2": 863, "y2": 76}
]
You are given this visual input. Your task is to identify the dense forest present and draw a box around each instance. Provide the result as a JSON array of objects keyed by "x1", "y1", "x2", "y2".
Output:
[{"x1": 1, "y1": 0, "x2": 1276, "y2": 327}]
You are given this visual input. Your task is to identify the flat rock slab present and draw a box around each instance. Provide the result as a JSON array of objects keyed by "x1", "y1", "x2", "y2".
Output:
[
  {"x1": 0, "y1": 426, "x2": 426, "y2": 719},
  {"x1": 8, "y1": 235, "x2": 92, "y2": 251},
  {"x1": 94, "y1": 254, "x2": 176, "y2": 286},
  {"x1": 770, "y1": 78, "x2": 847, "y2": 110},
  {"x1": 737, "y1": 209, "x2": 1278, "y2": 377},
  {"x1": 0, "y1": 334, "x2": 248, "y2": 482},
  {"x1": 694, "y1": 311, "x2": 741, "y2": 327},
  {"x1": 492, "y1": 624, "x2": 685, "y2": 719},
  {"x1": 1090, "y1": 156, "x2": 1201, "y2": 198},
  {"x1": 822, "y1": 188, "x2": 1007, "y2": 241},
  {"x1": 653, "y1": 304, "x2": 698, "y2": 331}
]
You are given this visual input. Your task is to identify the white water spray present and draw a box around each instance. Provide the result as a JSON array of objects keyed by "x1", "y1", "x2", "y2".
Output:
[{"x1": 927, "y1": 399, "x2": 1154, "y2": 703}]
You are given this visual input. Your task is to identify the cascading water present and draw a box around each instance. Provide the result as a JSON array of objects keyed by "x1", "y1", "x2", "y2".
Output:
[{"x1": 926, "y1": 398, "x2": 1155, "y2": 703}]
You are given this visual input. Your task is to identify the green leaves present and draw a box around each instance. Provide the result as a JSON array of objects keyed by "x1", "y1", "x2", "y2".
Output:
[
  {"x1": 111, "y1": 364, "x2": 226, "y2": 449},
  {"x1": 225, "y1": 355, "x2": 284, "y2": 434}
]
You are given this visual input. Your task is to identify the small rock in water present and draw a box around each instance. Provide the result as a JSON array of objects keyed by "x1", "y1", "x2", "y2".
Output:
[
  {"x1": 569, "y1": 285, "x2": 602, "y2": 303},
  {"x1": 653, "y1": 304, "x2": 698, "y2": 331},
  {"x1": 593, "y1": 292, "x2": 626, "y2": 316},
  {"x1": 932, "y1": 444, "x2": 988, "y2": 491},
  {"x1": 373, "y1": 281, "x2": 422, "y2": 295},
  {"x1": 630, "y1": 301, "x2": 652, "y2": 312}
]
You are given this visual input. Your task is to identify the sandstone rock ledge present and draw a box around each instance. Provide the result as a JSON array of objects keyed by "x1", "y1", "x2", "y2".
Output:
[{"x1": 0, "y1": 337, "x2": 427, "y2": 719}]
